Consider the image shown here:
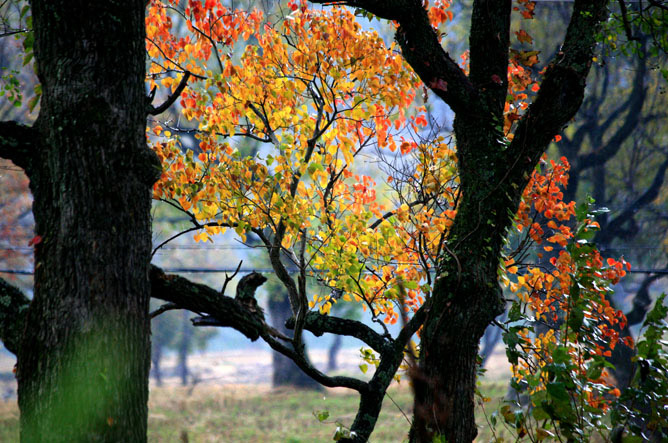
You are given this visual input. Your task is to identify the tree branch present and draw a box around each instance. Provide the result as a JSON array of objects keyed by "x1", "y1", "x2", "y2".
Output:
[
  {"x1": 576, "y1": 56, "x2": 647, "y2": 171},
  {"x1": 310, "y1": 0, "x2": 480, "y2": 115},
  {"x1": 150, "y1": 265, "x2": 266, "y2": 340},
  {"x1": 596, "y1": 157, "x2": 668, "y2": 245},
  {"x1": 260, "y1": 330, "x2": 368, "y2": 393},
  {"x1": 625, "y1": 274, "x2": 664, "y2": 326},
  {"x1": 508, "y1": 0, "x2": 609, "y2": 176},
  {"x1": 0, "y1": 121, "x2": 37, "y2": 173},
  {"x1": 147, "y1": 71, "x2": 191, "y2": 116},
  {"x1": 286, "y1": 312, "x2": 391, "y2": 354},
  {"x1": 468, "y1": 0, "x2": 511, "y2": 115},
  {"x1": 149, "y1": 265, "x2": 370, "y2": 392},
  {"x1": 0, "y1": 277, "x2": 31, "y2": 356}
]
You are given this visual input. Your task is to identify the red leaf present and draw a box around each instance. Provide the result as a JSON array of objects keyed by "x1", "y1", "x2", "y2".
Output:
[{"x1": 28, "y1": 235, "x2": 43, "y2": 247}]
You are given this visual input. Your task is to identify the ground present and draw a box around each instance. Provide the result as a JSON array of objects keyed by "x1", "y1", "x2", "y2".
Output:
[{"x1": 0, "y1": 347, "x2": 512, "y2": 442}]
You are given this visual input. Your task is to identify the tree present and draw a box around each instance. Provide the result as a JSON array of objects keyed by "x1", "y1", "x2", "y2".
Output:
[
  {"x1": 143, "y1": 1, "x2": 628, "y2": 441},
  {"x1": 149, "y1": 302, "x2": 218, "y2": 386},
  {"x1": 0, "y1": 1, "x2": 162, "y2": 440},
  {"x1": 316, "y1": 1, "x2": 607, "y2": 441},
  {"x1": 476, "y1": 1, "x2": 668, "y2": 393}
]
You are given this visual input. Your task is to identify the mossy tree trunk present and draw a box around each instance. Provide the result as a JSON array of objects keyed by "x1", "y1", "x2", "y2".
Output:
[{"x1": 1, "y1": 1, "x2": 160, "y2": 440}]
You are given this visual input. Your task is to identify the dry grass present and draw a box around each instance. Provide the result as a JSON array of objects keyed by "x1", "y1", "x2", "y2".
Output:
[
  {"x1": 0, "y1": 381, "x2": 513, "y2": 442},
  {"x1": 0, "y1": 348, "x2": 513, "y2": 442}
]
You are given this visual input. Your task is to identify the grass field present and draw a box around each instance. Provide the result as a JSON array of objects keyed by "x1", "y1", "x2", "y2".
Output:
[
  {"x1": 0, "y1": 381, "x2": 514, "y2": 442},
  {"x1": 0, "y1": 347, "x2": 515, "y2": 441}
]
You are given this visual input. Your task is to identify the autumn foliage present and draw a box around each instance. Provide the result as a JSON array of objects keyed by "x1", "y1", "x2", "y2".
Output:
[
  {"x1": 147, "y1": 0, "x2": 454, "y2": 327},
  {"x1": 498, "y1": 156, "x2": 632, "y2": 440}
]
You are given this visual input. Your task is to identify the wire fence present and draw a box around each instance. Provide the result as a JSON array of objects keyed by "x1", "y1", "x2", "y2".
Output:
[{"x1": 2, "y1": 267, "x2": 667, "y2": 276}]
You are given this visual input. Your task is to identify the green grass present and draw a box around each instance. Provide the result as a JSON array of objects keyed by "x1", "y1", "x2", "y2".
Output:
[
  {"x1": 0, "y1": 381, "x2": 511, "y2": 442},
  {"x1": 0, "y1": 397, "x2": 19, "y2": 442}
]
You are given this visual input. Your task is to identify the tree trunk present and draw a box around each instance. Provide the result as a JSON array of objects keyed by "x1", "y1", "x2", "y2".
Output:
[
  {"x1": 177, "y1": 310, "x2": 192, "y2": 386},
  {"x1": 409, "y1": 193, "x2": 507, "y2": 442},
  {"x1": 151, "y1": 343, "x2": 164, "y2": 387},
  {"x1": 327, "y1": 334, "x2": 342, "y2": 371},
  {"x1": 269, "y1": 293, "x2": 322, "y2": 389},
  {"x1": 15, "y1": 1, "x2": 159, "y2": 441}
]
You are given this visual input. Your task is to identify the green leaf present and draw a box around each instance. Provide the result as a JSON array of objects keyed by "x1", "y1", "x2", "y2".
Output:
[
  {"x1": 546, "y1": 382, "x2": 570, "y2": 403},
  {"x1": 402, "y1": 280, "x2": 418, "y2": 290},
  {"x1": 314, "y1": 410, "x2": 329, "y2": 422}
]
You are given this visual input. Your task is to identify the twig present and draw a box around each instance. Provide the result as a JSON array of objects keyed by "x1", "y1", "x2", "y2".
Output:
[
  {"x1": 150, "y1": 302, "x2": 180, "y2": 318},
  {"x1": 221, "y1": 260, "x2": 243, "y2": 295}
]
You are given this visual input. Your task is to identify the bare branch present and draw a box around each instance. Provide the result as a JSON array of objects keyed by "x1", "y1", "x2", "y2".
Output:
[
  {"x1": 147, "y1": 71, "x2": 191, "y2": 116},
  {"x1": 221, "y1": 260, "x2": 243, "y2": 295},
  {"x1": 625, "y1": 274, "x2": 664, "y2": 326},
  {"x1": 286, "y1": 312, "x2": 391, "y2": 354},
  {"x1": 576, "y1": 56, "x2": 648, "y2": 171},
  {"x1": 617, "y1": 0, "x2": 641, "y2": 43},
  {"x1": 260, "y1": 330, "x2": 369, "y2": 392},
  {"x1": 150, "y1": 265, "x2": 266, "y2": 340},
  {"x1": 149, "y1": 265, "x2": 369, "y2": 392},
  {"x1": 149, "y1": 302, "x2": 180, "y2": 318},
  {"x1": 596, "y1": 157, "x2": 668, "y2": 245}
]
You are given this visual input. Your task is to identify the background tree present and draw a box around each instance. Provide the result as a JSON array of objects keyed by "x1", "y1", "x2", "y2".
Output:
[{"x1": 149, "y1": 302, "x2": 217, "y2": 386}]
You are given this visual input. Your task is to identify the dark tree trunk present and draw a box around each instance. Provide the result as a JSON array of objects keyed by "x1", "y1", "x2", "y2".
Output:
[
  {"x1": 403, "y1": 0, "x2": 609, "y2": 439},
  {"x1": 408, "y1": 169, "x2": 508, "y2": 442},
  {"x1": 13, "y1": 1, "x2": 159, "y2": 441},
  {"x1": 177, "y1": 310, "x2": 191, "y2": 386},
  {"x1": 327, "y1": 334, "x2": 342, "y2": 371},
  {"x1": 268, "y1": 293, "x2": 321, "y2": 389}
]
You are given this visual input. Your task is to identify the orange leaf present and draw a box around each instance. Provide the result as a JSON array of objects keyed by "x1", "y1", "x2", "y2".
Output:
[{"x1": 515, "y1": 30, "x2": 533, "y2": 44}]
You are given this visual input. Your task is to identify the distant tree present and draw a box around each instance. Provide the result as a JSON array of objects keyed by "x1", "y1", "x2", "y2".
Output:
[{"x1": 150, "y1": 303, "x2": 217, "y2": 386}]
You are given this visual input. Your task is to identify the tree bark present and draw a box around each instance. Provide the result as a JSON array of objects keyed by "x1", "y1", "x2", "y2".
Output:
[{"x1": 10, "y1": 1, "x2": 160, "y2": 441}]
